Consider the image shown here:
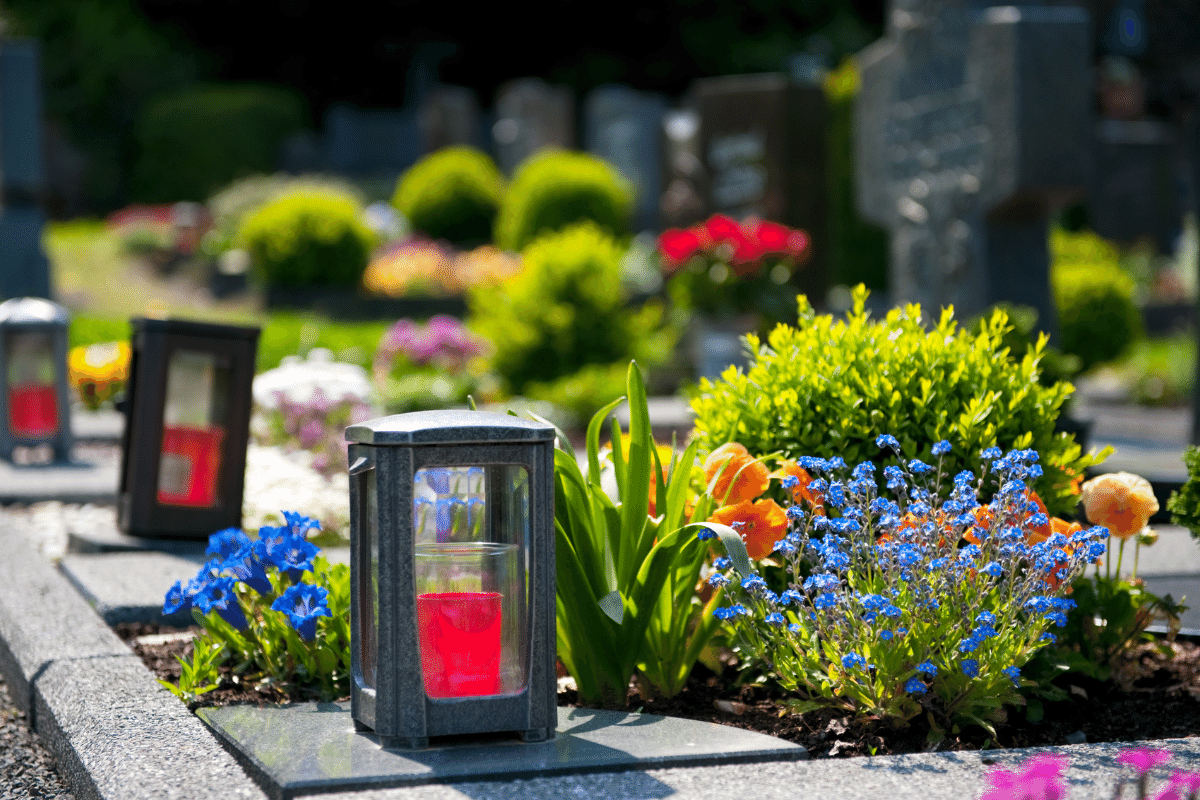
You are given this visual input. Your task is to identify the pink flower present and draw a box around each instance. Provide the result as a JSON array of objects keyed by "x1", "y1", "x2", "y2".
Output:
[
  {"x1": 1153, "y1": 771, "x2": 1200, "y2": 800},
  {"x1": 1119, "y1": 748, "x2": 1174, "y2": 776},
  {"x1": 982, "y1": 755, "x2": 1069, "y2": 800}
]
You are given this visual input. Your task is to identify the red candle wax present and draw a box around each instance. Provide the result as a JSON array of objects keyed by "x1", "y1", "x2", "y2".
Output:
[
  {"x1": 157, "y1": 424, "x2": 225, "y2": 507},
  {"x1": 417, "y1": 591, "x2": 503, "y2": 698},
  {"x1": 8, "y1": 385, "x2": 58, "y2": 438}
]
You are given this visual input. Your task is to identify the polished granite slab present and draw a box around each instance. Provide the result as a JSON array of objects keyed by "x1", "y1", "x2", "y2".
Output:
[{"x1": 198, "y1": 702, "x2": 807, "y2": 799}]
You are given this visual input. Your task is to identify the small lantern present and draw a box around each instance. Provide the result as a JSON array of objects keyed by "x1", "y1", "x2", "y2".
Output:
[
  {"x1": 118, "y1": 317, "x2": 259, "y2": 539},
  {"x1": 0, "y1": 298, "x2": 72, "y2": 464},
  {"x1": 345, "y1": 410, "x2": 556, "y2": 749}
]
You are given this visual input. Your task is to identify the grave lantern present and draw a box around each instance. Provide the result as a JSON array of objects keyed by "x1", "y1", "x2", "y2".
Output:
[
  {"x1": 345, "y1": 410, "x2": 556, "y2": 749},
  {"x1": 0, "y1": 297, "x2": 72, "y2": 463},
  {"x1": 118, "y1": 317, "x2": 259, "y2": 539}
]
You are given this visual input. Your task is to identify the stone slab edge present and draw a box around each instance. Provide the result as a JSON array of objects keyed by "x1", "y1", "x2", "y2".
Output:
[{"x1": 0, "y1": 532, "x2": 266, "y2": 800}]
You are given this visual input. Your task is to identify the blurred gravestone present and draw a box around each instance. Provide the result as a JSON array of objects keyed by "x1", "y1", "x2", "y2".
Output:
[
  {"x1": 660, "y1": 109, "x2": 706, "y2": 229},
  {"x1": 693, "y1": 73, "x2": 829, "y2": 307},
  {"x1": 419, "y1": 86, "x2": 481, "y2": 153},
  {"x1": 322, "y1": 103, "x2": 420, "y2": 189},
  {"x1": 1090, "y1": 119, "x2": 1181, "y2": 253},
  {"x1": 491, "y1": 79, "x2": 574, "y2": 175},
  {"x1": 0, "y1": 39, "x2": 51, "y2": 300},
  {"x1": 584, "y1": 85, "x2": 665, "y2": 233},
  {"x1": 856, "y1": 2, "x2": 1092, "y2": 341}
]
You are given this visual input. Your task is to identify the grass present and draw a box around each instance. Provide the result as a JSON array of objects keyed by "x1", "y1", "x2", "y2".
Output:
[
  {"x1": 45, "y1": 221, "x2": 391, "y2": 374},
  {"x1": 1086, "y1": 333, "x2": 1195, "y2": 407}
]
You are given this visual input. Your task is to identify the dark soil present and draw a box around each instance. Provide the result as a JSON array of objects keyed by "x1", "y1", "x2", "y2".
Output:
[{"x1": 116, "y1": 622, "x2": 1200, "y2": 758}]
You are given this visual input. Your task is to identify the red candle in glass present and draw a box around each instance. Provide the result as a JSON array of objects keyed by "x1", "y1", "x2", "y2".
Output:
[
  {"x1": 417, "y1": 591, "x2": 503, "y2": 698},
  {"x1": 157, "y1": 424, "x2": 225, "y2": 507},
  {"x1": 8, "y1": 384, "x2": 57, "y2": 438}
]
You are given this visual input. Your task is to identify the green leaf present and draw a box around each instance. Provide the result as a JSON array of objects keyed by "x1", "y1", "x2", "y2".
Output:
[
  {"x1": 598, "y1": 590, "x2": 624, "y2": 624},
  {"x1": 685, "y1": 522, "x2": 752, "y2": 576}
]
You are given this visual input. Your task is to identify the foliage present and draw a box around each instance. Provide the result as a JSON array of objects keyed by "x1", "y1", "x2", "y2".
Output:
[
  {"x1": 131, "y1": 83, "x2": 309, "y2": 204},
  {"x1": 1051, "y1": 227, "x2": 1143, "y2": 374},
  {"x1": 494, "y1": 151, "x2": 632, "y2": 252},
  {"x1": 392, "y1": 147, "x2": 504, "y2": 247},
  {"x1": 552, "y1": 362, "x2": 722, "y2": 704},
  {"x1": 522, "y1": 362, "x2": 631, "y2": 429},
  {"x1": 689, "y1": 285, "x2": 1105, "y2": 518},
  {"x1": 1169, "y1": 446, "x2": 1200, "y2": 543},
  {"x1": 468, "y1": 222, "x2": 674, "y2": 397},
  {"x1": 970, "y1": 304, "x2": 1081, "y2": 389},
  {"x1": 236, "y1": 190, "x2": 374, "y2": 289},
  {"x1": 698, "y1": 439, "x2": 1107, "y2": 740},
  {"x1": 659, "y1": 214, "x2": 810, "y2": 327},
  {"x1": 68, "y1": 341, "x2": 130, "y2": 410},
  {"x1": 67, "y1": 315, "x2": 132, "y2": 350},
  {"x1": 161, "y1": 513, "x2": 350, "y2": 704}
]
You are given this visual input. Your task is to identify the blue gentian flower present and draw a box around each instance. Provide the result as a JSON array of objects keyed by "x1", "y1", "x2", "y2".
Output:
[
  {"x1": 259, "y1": 533, "x2": 320, "y2": 582},
  {"x1": 193, "y1": 576, "x2": 247, "y2": 630},
  {"x1": 271, "y1": 583, "x2": 330, "y2": 641},
  {"x1": 206, "y1": 528, "x2": 251, "y2": 560},
  {"x1": 223, "y1": 544, "x2": 273, "y2": 595},
  {"x1": 282, "y1": 511, "x2": 321, "y2": 538},
  {"x1": 163, "y1": 580, "x2": 189, "y2": 615}
]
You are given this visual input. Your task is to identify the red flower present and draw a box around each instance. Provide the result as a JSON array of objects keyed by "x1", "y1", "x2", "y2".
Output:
[
  {"x1": 658, "y1": 228, "x2": 703, "y2": 272},
  {"x1": 703, "y1": 214, "x2": 744, "y2": 242},
  {"x1": 751, "y1": 220, "x2": 794, "y2": 254}
]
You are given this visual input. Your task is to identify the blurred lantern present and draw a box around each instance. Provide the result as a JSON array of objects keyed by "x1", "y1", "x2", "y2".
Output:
[
  {"x1": 118, "y1": 317, "x2": 259, "y2": 539},
  {"x1": 0, "y1": 298, "x2": 72, "y2": 463},
  {"x1": 345, "y1": 410, "x2": 556, "y2": 748}
]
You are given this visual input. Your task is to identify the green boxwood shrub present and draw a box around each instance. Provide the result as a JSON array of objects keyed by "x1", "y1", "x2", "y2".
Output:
[
  {"x1": 494, "y1": 151, "x2": 632, "y2": 252},
  {"x1": 236, "y1": 190, "x2": 374, "y2": 289},
  {"x1": 689, "y1": 285, "x2": 1104, "y2": 517},
  {"x1": 131, "y1": 83, "x2": 309, "y2": 203},
  {"x1": 392, "y1": 147, "x2": 504, "y2": 246},
  {"x1": 468, "y1": 222, "x2": 672, "y2": 398},
  {"x1": 1051, "y1": 229, "x2": 1142, "y2": 374}
]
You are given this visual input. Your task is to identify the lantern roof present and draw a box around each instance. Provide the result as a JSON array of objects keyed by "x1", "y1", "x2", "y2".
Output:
[
  {"x1": 0, "y1": 297, "x2": 68, "y2": 326},
  {"x1": 346, "y1": 410, "x2": 555, "y2": 445}
]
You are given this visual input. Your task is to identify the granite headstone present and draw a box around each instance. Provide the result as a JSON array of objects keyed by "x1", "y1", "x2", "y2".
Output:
[
  {"x1": 322, "y1": 103, "x2": 420, "y2": 178},
  {"x1": 856, "y1": 2, "x2": 1092, "y2": 339},
  {"x1": 1090, "y1": 118, "x2": 1181, "y2": 253},
  {"x1": 0, "y1": 38, "x2": 51, "y2": 300},
  {"x1": 419, "y1": 85, "x2": 481, "y2": 153},
  {"x1": 491, "y1": 78, "x2": 574, "y2": 175},
  {"x1": 584, "y1": 84, "x2": 665, "y2": 232}
]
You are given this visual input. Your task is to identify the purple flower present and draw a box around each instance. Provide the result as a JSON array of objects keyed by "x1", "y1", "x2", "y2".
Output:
[
  {"x1": 983, "y1": 755, "x2": 1069, "y2": 800},
  {"x1": 271, "y1": 583, "x2": 330, "y2": 641},
  {"x1": 1118, "y1": 748, "x2": 1173, "y2": 776}
]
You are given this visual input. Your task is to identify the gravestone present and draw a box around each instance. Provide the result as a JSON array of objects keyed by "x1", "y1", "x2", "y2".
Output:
[
  {"x1": 491, "y1": 79, "x2": 574, "y2": 175},
  {"x1": 0, "y1": 38, "x2": 51, "y2": 300},
  {"x1": 419, "y1": 85, "x2": 481, "y2": 153},
  {"x1": 584, "y1": 85, "x2": 665, "y2": 232},
  {"x1": 1090, "y1": 118, "x2": 1182, "y2": 253},
  {"x1": 693, "y1": 73, "x2": 829, "y2": 307},
  {"x1": 322, "y1": 103, "x2": 420, "y2": 178},
  {"x1": 659, "y1": 109, "x2": 707, "y2": 229},
  {"x1": 856, "y1": 2, "x2": 1092, "y2": 340}
]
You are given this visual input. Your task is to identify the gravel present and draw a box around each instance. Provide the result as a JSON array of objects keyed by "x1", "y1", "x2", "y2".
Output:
[{"x1": 0, "y1": 673, "x2": 74, "y2": 800}]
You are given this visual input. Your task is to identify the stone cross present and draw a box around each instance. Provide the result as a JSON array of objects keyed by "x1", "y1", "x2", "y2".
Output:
[
  {"x1": 856, "y1": 1, "x2": 1092, "y2": 339},
  {"x1": 0, "y1": 38, "x2": 51, "y2": 300},
  {"x1": 584, "y1": 84, "x2": 665, "y2": 233}
]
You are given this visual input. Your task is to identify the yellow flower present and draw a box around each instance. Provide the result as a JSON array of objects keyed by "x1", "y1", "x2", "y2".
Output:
[{"x1": 1080, "y1": 472, "x2": 1159, "y2": 539}]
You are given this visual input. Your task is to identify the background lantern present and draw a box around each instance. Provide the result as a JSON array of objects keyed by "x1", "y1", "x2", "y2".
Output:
[
  {"x1": 345, "y1": 410, "x2": 556, "y2": 749},
  {"x1": 118, "y1": 317, "x2": 259, "y2": 539},
  {"x1": 0, "y1": 297, "x2": 72, "y2": 464}
]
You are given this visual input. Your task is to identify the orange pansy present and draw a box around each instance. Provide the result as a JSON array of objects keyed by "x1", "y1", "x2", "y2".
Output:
[
  {"x1": 709, "y1": 498, "x2": 789, "y2": 560},
  {"x1": 1080, "y1": 472, "x2": 1159, "y2": 539},
  {"x1": 703, "y1": 442, "x2": 770, "y2": 506},
  {"x1": 769, "y1": 460, "x2": 824, "y2": 513}
]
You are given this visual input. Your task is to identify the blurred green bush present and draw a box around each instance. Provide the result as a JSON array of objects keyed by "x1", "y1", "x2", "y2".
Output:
[
  {"x1": 1050, "y1": 228, "x2": 1142, "y2": 374},
  {"x1": 468, "y1": 223, "x2": 673, "y2": 407},
  {"x1": 236, "y1": 190, "x2": 374, "y2": 289},
  {"x1": 131, "y1": 83, "x2": 309, "y2": 203},
  {"x1": 494, "y1": 151, "x2": 632, "y2": 252},
  {"x1": 393, "y1": 147, "x2": 504, "y2": 246}
]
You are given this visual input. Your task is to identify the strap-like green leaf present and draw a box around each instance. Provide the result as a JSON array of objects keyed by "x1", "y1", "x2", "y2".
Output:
[
  {"x1": 586, "y1": 396, "x2": 626, "y2": 486},
  {"x1": 619, "y1": 362, "x2": 653, "y2": 584},
  {"x1": 684, "y1": 521, "x2": 753, "y2": 576},
  {"x1": 528, "y1": 410, "x2": 575, "y2": 458},
  {"x1": 598, "y1": 590, "x2": 624, "y2": 624}
]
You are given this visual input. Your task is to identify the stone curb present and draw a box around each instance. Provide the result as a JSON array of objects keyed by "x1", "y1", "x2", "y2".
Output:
[
  {"x1": 0, "y1": 531, "x2": 266, "y2": 800},
  {"x1": 6, "y1": 524, "x2": 1200, "y2": 799}
]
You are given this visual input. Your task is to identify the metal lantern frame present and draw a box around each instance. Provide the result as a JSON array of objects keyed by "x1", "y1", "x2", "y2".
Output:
[
  {"x1": 345, "y1": 410, "x2": 557, "y2": 750},
  {"x1": 118, "y1": 317, "x2": 259, "y2": 539},
  {"x1": 0, "y1": 297, "x2": 72, "y2": 464}
]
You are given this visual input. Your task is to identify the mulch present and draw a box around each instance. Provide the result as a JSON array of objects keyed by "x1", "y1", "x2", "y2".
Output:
[{"x1": 116, "y1": 621, "x2": 1200, "y2": 759}]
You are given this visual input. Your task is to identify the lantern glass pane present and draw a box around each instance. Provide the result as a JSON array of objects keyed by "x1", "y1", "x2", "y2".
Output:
[
  {"x1": 6, "y1": 331, "x2": 58, "y2": 438},
  {"x1": 413, "y1": 465, "x2": 529, "y2": 699},
  {"x1": 157, "y1": 349, "x2": 230, "y2": 508}
]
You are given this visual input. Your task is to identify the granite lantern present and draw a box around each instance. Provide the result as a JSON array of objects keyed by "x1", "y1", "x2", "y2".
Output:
[
  {"x1": 118, "y1": 317, "x2": 259, "y2": 539},
  {"x1": 345, "y1": 410, "x2": 556, "y2": 749},
  {"x1": 0, "y1": 297, "x2": 72, "y2": 464}
]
